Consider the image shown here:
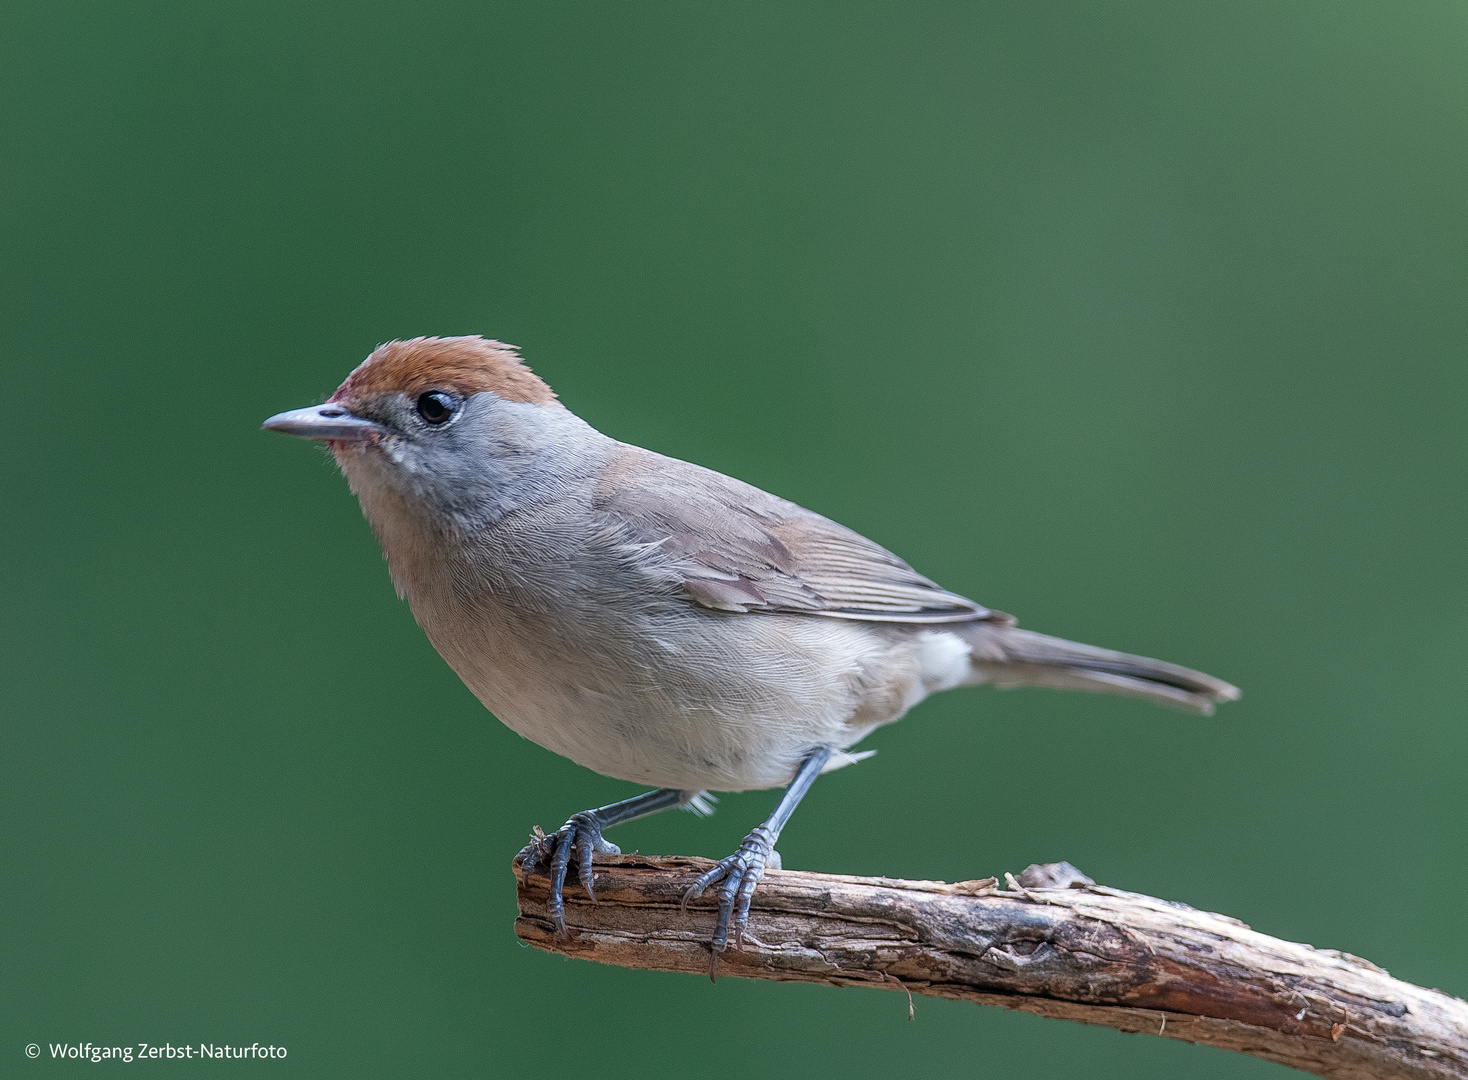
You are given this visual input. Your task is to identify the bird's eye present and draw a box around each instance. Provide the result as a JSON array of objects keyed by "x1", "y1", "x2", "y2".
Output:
[{"x1": 416, "y1": 391, "x2": 457, "y2": 425}]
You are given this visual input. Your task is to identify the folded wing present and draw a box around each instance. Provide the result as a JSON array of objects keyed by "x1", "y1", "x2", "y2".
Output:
[{"x1": 591, "y1": 446, "x2": 997, "y2": 624}]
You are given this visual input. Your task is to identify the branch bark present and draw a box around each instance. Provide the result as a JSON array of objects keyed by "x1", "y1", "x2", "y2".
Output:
[{"x1": 514, "y1": 854, "x2": 1468, "y2": 1079}]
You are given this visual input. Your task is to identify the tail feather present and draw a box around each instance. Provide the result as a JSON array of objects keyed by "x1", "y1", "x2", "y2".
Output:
[{"x1": 957, "y1": 625, "x2": 1239, "y2": 715}]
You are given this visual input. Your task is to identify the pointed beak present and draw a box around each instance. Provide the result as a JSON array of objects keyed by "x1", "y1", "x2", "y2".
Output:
[{"x1": 261, "y1": 403, "x2": 386, "y2": 442}]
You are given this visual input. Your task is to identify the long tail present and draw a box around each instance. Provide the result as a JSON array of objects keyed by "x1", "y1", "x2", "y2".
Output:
[{"x1": 956, "y1": 623, "x2": 1239, "y2": 715}]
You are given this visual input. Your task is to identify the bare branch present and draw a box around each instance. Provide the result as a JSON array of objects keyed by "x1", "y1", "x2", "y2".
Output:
[{"x1": 515, "y1": 854, "x2": 1468, "y2": 1080}]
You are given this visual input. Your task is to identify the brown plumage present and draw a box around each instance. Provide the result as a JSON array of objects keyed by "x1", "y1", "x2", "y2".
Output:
[{"x1": 331, "y1": 336, "x2": 560, "y2": 407}]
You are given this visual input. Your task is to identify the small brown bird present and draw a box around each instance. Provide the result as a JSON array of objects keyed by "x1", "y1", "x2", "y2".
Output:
[{"x1": 264, "y1": 336, "x2": 1237, "y2": 950}]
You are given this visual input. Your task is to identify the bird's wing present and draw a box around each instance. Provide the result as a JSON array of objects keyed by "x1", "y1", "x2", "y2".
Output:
[{"x1": 590, "y1": 446, "x2": 996, "y2": 624}]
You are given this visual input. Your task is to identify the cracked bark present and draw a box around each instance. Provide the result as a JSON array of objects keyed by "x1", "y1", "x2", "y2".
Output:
[{"x1": 514, "y1": 854, "x2": 1468, "y2": 1079}]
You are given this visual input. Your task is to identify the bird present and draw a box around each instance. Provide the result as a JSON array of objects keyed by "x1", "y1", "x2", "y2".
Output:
[{"x1": 263, "y1": 335, "x2": 1238, "y2": 952}]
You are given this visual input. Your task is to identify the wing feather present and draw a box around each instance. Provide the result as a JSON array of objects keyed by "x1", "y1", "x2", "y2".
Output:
[{"x1": 591, "y1": 447, "x2": 991, "y2": 624}]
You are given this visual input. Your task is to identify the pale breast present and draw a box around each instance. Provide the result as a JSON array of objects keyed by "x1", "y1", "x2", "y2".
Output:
[
  {"x1": 417, "y1": 577, "x2": 972, "y2": 791},
  {"x1": 347, "y1": 445, "x2": 977, "y2": 791}
]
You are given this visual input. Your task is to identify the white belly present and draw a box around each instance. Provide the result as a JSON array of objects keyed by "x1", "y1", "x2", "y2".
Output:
[{"x1": 422, "y1": 600, "x2": 972, "y2": 792}]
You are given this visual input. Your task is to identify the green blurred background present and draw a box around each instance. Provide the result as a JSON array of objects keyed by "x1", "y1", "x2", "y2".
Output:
[{"x1": 4, "y1": 2, "x2": 1466, "y2": 1076}]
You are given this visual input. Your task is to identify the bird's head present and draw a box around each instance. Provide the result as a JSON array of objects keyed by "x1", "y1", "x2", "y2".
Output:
[{"x1": 264, "y1": 336, "x2": 596, "y2": 528}]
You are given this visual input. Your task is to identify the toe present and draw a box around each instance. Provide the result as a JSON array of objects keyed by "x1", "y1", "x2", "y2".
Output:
[
  {"x1": 732, "y1": 864, "x2": 763, "y2": 945},
  {"x1": 682, "y1": 860, "x2": 727, "y2": 912},
  {"x1": 711, "y1": 867, "x2": 745, "y2": 951},
  {"x1": 516, "y1": 833, "x2": 546, "y2": 872},
  {"x1": 575, "y1": 828, "x2": 598, "y2": 902},
  {"x1": 548, "y1": 834, "x2": 576, "y2": 933}
]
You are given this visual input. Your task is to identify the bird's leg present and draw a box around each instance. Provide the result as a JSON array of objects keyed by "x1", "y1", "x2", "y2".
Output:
[
  {"x1": 518, "y1": 787, "x2": 692, "y2": 933},
  {"x1": 682, "y1": 746, "x2": 832, "y2": 952}
]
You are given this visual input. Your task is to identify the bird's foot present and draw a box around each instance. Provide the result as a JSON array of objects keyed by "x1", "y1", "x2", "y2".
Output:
[
  {"x1": 681, "y1": 825, "x2": 779, "y2": 952},
  {"x1": 516, "y1": 811, "x2": 621, "y2": 934}
]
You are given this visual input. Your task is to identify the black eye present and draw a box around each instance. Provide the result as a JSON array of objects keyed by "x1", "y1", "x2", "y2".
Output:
[{"x1": 416, "y1": 391, "x2": 457, "y2": 425}]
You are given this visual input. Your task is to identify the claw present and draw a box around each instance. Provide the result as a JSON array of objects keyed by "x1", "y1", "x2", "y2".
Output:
[
  {"x1": 515, "y1": 811, "x2": 620, "y2": 934},
  {"x1": 681, "y1": 825, "x2": 776, "y2": 952}
]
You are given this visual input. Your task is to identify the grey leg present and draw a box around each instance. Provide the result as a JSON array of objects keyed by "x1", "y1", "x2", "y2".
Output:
[
  {"x1": 682, "y1": 746, "x2": 832, "y2": 952},
  {"x1": 518, "y1": 787, "x2": 690, "y2": 933}
]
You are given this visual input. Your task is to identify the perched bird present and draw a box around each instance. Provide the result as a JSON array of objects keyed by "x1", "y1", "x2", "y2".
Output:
[{"x1": 263, "y1": 336, "x2": 1238, "y2": 950}]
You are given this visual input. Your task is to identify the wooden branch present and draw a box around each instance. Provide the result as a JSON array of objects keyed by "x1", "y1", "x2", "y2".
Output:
[{"x1": 515, "y1": 854, "x2": 1468, "y2": 1080}]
